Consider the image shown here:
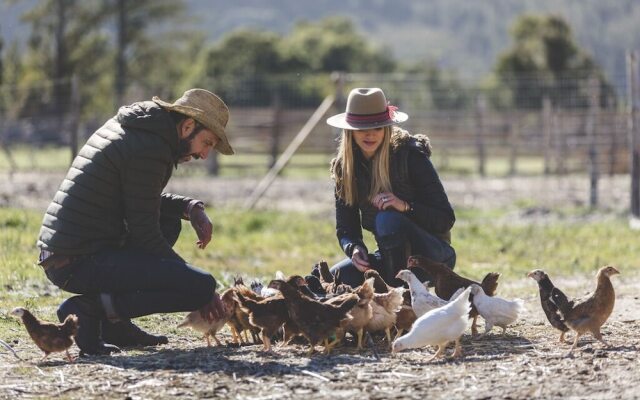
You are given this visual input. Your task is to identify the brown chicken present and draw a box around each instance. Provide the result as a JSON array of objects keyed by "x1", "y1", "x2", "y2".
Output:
[
  {"x1": 317, "y1": 260, "x2": 353, "y2": 295},
  {"x1": 407, "y1": 254, "x2": 500, "y2": 336},
  {"x1": 228, "y1": 282, "x2": 262, "y2": 345},
  {"x1": 10, "y1": 307, "x2": 78, "y2": 362},
  {"x1": 366, "y1": 287, "x2": 405, "y2": 347},
  {"x1": 234, "y1": 291, "x2": 289, "y2": 352},
  {"x1": 177, "y1": 288, "x2": 236, "y2": 347},
  {"x1": 549, "y1": 265, "x2": 619, "y2": 353},
  {"x1": 327, "y1": 277, "x2": 375, "y2": 350},
  {"x1": 270, "y1": 279, "x2": 358, "y2": 355},
  {"x1": 362, "y1": 270, "x2": 416, "y2": 338}
]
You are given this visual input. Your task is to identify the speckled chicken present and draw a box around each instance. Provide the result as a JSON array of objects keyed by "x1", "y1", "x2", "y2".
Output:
[
  {"x1": 392, "y1": 287, "x2": 472, "y2": 361},
  {"x1": 177, "y1": 288, "x2": 236, "y2": 347},
  {"x1": 10, "y1": 307, "x2": 78, "y2": 362},
  {"x1": 469, "y1": 284, "x2": 524, "y2": 335},
  {"x1": 407, "y1": 254, "x2": 500, "y2": 335},
  {"x1": 549, "y1": 265, "x2": 619, "y2": 353},
  {"x1": 270, "y1": 279, "x2": 358, "y2": 355},
  {"x1": 527, "y1": 269, "x2": 571, "y2": 342}
]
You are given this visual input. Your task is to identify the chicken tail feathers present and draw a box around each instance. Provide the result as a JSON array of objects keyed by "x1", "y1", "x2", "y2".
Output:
[{"x1": 481, "y1": 272, "x2": 500, "y2": 296}]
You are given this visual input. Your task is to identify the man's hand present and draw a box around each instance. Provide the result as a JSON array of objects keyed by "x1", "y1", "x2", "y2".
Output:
[
  {"x1": 351, "y1": 245, "x2": 371, "y2": 273},
  {"x1": 189, "y1": 203, "x2": 213, "y2": 249},
  {"x1": 199, "y1": 292, "x2": 225, "y2": 322}
]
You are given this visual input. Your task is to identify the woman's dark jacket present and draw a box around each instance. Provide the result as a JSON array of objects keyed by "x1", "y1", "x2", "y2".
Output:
[
  {"x1": 333, "y1": 130, "x2": 455, "y2": 257},
  {"x1": 37, "y1": 101, "x2": 195, "y2": 260}
]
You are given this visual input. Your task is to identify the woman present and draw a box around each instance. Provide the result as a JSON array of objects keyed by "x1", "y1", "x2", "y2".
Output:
[{"x1": 326, "y1": 87, "x2": 456, "y2": 287}]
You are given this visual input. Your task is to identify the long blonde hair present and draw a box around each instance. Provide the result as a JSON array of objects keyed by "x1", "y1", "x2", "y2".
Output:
[{"x1": 332, "y1": 126, "x2": 393, "y2": 206}]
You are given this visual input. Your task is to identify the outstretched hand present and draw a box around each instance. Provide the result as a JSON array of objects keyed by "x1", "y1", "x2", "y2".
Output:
[
  {"x1": 199, "y1": 292, "x2": 225, "y2": 322},
  {"x1": 189, "y1": 204, "x2": 213, "y2": 249}
]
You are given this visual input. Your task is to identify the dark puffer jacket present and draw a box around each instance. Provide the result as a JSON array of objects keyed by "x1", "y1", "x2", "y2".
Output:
[
  {"x1": 37, "y1": 101, "x2": 194, "y2": 260},
  {"x1": 333, "y1": 129, "x2": 455, "y2": 257}
]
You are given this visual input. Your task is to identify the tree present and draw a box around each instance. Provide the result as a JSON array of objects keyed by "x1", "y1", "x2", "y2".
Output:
[{"x1": 494, "y1": 14, "x2": 615, "y2": 109}]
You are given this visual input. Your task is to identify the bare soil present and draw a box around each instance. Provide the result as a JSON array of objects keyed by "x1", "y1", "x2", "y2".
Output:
[{"x1": 1, "y1": 276, "x2": 638, "y2": 399}]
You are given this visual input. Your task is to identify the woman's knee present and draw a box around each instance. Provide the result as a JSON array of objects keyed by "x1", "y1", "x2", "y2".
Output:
[
  {"x1": 330, "y1": 260, "x2": 364, "y2": 288},
  {"x1": 375, "y1": 210, "x2": 406, "y2": 238},
  {"x1": 188, "y1": 270, "x2": 216, "y2": 307}
]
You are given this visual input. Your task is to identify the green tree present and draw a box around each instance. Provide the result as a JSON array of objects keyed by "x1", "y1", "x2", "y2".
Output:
[{"x1": 494, "y1": 14, "x2": 614, "y2": 109}]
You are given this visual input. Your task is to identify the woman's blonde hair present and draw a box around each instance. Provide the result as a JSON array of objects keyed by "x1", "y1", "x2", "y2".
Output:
[{"x1": 332, "y1": 126, "x2": 393, "y2": 206}]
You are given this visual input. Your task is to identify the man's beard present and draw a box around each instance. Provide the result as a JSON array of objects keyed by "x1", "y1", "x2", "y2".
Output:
[{"x1": 177, "y1": 137, "x2": 200, "y2": 163}]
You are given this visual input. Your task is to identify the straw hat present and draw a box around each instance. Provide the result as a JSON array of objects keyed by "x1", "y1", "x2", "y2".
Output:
[
  {"x1": 326, "y1": 87, "x2": 408, "y2": 130},
  {"x1": 153, "y1": 88, "x2": 234, "y2": 155}
]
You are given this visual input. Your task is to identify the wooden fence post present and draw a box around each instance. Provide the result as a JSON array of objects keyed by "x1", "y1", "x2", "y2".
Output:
[
  {"x1": 627, "y1": 51, "x2": 640, "y2": 222},
  {"x1": 542, "y1": 97, "x2": 552, "y2": 174},
  {"x1": 474, "y1": 94, "x2": 486, "y2": 176},
  {"x1": 587, "y1": 75, "x2": 600, "y2": 208},
  {"x1": 69, "y1": 74, "x2": 80, "y2": 163},
  {"x1": 268, "y1": 91, "x2": 283, "y2": 169},
  {"x1": 508, "y1": 116, "x2": 518, "y2": 176}
]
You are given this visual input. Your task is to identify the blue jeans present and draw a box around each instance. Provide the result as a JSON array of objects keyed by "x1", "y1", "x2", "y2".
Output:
[
  {"x1": 331, "y1": 210, "x2": 456, "y2": 287},
  {"x1": 44, "y1": 214, "x2": 215, "y2": 319}
]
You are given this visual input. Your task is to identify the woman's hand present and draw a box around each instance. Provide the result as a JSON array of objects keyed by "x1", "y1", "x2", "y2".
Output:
[
  {"x1": 351, "y1": 245, "x2": 371, "y2": 273},
  {"x1": 372, "y1": 192, "x2": 407, "y2": 212}
]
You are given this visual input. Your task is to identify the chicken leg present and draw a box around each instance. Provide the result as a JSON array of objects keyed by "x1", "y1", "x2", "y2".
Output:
[
  {"x1": 426, "y1": 343, "x2": 447, "y2": 362},
  {"x1": 451, "y1": 338, "x2": 463, "y2": 359}
]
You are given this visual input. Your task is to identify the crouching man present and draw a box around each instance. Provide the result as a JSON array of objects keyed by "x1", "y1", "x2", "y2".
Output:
[{"x1": 37, "y1": 89, "x2": 231, "y2": 356}]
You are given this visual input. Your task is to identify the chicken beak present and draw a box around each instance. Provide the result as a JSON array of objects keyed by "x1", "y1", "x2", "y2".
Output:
[{"x1": 611, "y1": 267, "x2": 621, "y2": 275}]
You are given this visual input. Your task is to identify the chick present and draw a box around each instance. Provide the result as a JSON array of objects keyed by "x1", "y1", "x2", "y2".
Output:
[
  {"x1": 365, "y1": 287, "x2": 405, "y2": 347},
  {"x1": 392, "y1": 287, "x2": 472, "y2": 361},
  {"x1": 270, "y1": 279, "x2": 358, "y2": 355},
  {"x1": 318, "y1": 260, "x2": 353, "y2": 294},
  {"x1": 407, "y1": 254, "x2": 500, "y2": 336},
  {"x1": 10, "y1": 307, "x2": 78, "y2": 362},
  {"x1": 327, "y1": 277, "x2": 375, "y2": 350},
  {"x1": 549, "y1": 265, "x2": 620, "y2": 353},
  {"x1": 234, "y1": 292, "x2": 289, "y2": 352},
  {"x1": 527, "y1": 269, "x2": 571, "y2": 342},
  {"x1": 177, "y1": 288, "x2": 236, "y2": 347},
  {"x1": 469, "y1": 284, "x2": 524, "y2": 335}
]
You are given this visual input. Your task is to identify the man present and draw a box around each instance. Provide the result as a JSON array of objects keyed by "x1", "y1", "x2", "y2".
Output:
[{"x1": 37, "y1": 88, "x2": 231, "y2": 356}]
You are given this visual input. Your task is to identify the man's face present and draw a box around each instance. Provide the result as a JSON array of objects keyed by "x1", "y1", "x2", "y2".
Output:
[{"x1": 178, "y1": 119, "x2": 220, "y2": 163}]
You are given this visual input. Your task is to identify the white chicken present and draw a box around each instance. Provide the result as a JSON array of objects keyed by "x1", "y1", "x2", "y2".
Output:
[
  {"x1": 396, "y1": 269, "x2": 462, "y2": 317},
  {"x1": 392, "y1": 286, "x2": 472, "y2": 361},
  {"x1": 177, "y1": 288, "x2": 235, "y2": 346},
  {"x1": 469, "y1": 284, "x2": 524, "y2": 335}
]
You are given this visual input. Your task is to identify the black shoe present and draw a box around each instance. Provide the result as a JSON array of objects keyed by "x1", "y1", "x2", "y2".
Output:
[
  {"x1": 57, "y1": 295, "x2": 120, "y2": 356},
  {"x1": 102, "y1": 320, "x2": 168, "y2": 347}
]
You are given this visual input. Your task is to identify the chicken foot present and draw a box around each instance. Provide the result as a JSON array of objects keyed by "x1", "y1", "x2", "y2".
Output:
[{"x1": 426, "y1": 342, "x2": 448, "y2": 362}]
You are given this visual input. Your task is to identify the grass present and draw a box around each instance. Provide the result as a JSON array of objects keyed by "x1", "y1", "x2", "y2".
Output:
[{"x1": 0, "y1": 145, "x2": 554, "y2": 178}]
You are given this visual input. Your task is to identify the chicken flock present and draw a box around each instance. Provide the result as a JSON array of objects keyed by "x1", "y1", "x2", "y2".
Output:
[{"x1": 10, "y1": 259, "x2": 620, "y2": 363}]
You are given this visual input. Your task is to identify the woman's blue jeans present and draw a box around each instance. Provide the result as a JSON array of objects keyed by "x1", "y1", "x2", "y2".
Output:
[
  {"x1": 44, "y1": 214, "x2": 215, "y2": 320},
  {"x1": 330, "y1": 210, "x2": 456, "y2": 287}
]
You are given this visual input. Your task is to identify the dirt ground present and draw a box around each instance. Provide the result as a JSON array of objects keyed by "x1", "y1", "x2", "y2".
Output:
[
  {"x1": 1, "y1": 171, "x2": 638, "y2": 399},
  {"x1": 1, "y1": 275, "x2": 639, "y2": 400}
]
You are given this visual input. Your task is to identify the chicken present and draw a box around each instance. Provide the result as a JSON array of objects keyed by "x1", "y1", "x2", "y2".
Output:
[
  {"x1": 228, "y1": 283, "x2": 262, "y2": 345},
  {"x1": 327, "y1": 277, "x2": 375, "y2": 349},
  {"x1": 304, "y1": 275, "x2": 327, "y2": 298},
  {"x1": 317, "y1": 260, "x2": 353, "y2": 295},
  {"x1": 394, "y1": 305, "x2": 417, "y2": 341},
  {"x1": 407, "y1": 254, "x2": 500, "y2": 335},
  {"x1": 549, "y1": 265, "x2": 620, "y2": 353},
  {"x1": 392, "y1": 287, "x2": 472, "y2": 361},
  {"x1": 270, "y1": 279, "x2": 358, "y2": 355},
  {"x1": 469, "y1": 284, "x2": 524, "y2": 335},
  {"x1": 10, "y1": 307, "x2": 78, "y2": 362},
  {"x1": 363, "y1": 269, "x2": 393, "y2": 294},
  {"x1": 395, "y1": 269, "x2": 451, "y2": 317},
  {"x1": 234, "y1": 291, "x2": 289, "y2": 352},
  {"x1": 527, "y1": 269, "x2": 571, "y2": 343},
  {"x1": 177, "y1": 288, "x2": 236, "y2": 347},
  {"x1": 365, "y1": 287, "x2": 405, "y2": 347}
]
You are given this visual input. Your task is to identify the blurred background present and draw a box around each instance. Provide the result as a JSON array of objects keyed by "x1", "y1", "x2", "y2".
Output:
[{"x1": 1, "y1": 0, "x2": 640, "y2": 213}]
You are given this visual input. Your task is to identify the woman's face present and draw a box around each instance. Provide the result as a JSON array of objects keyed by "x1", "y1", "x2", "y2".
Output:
[{"x1": 352, "y1": 127, "x2": 385, "y2": 159}]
